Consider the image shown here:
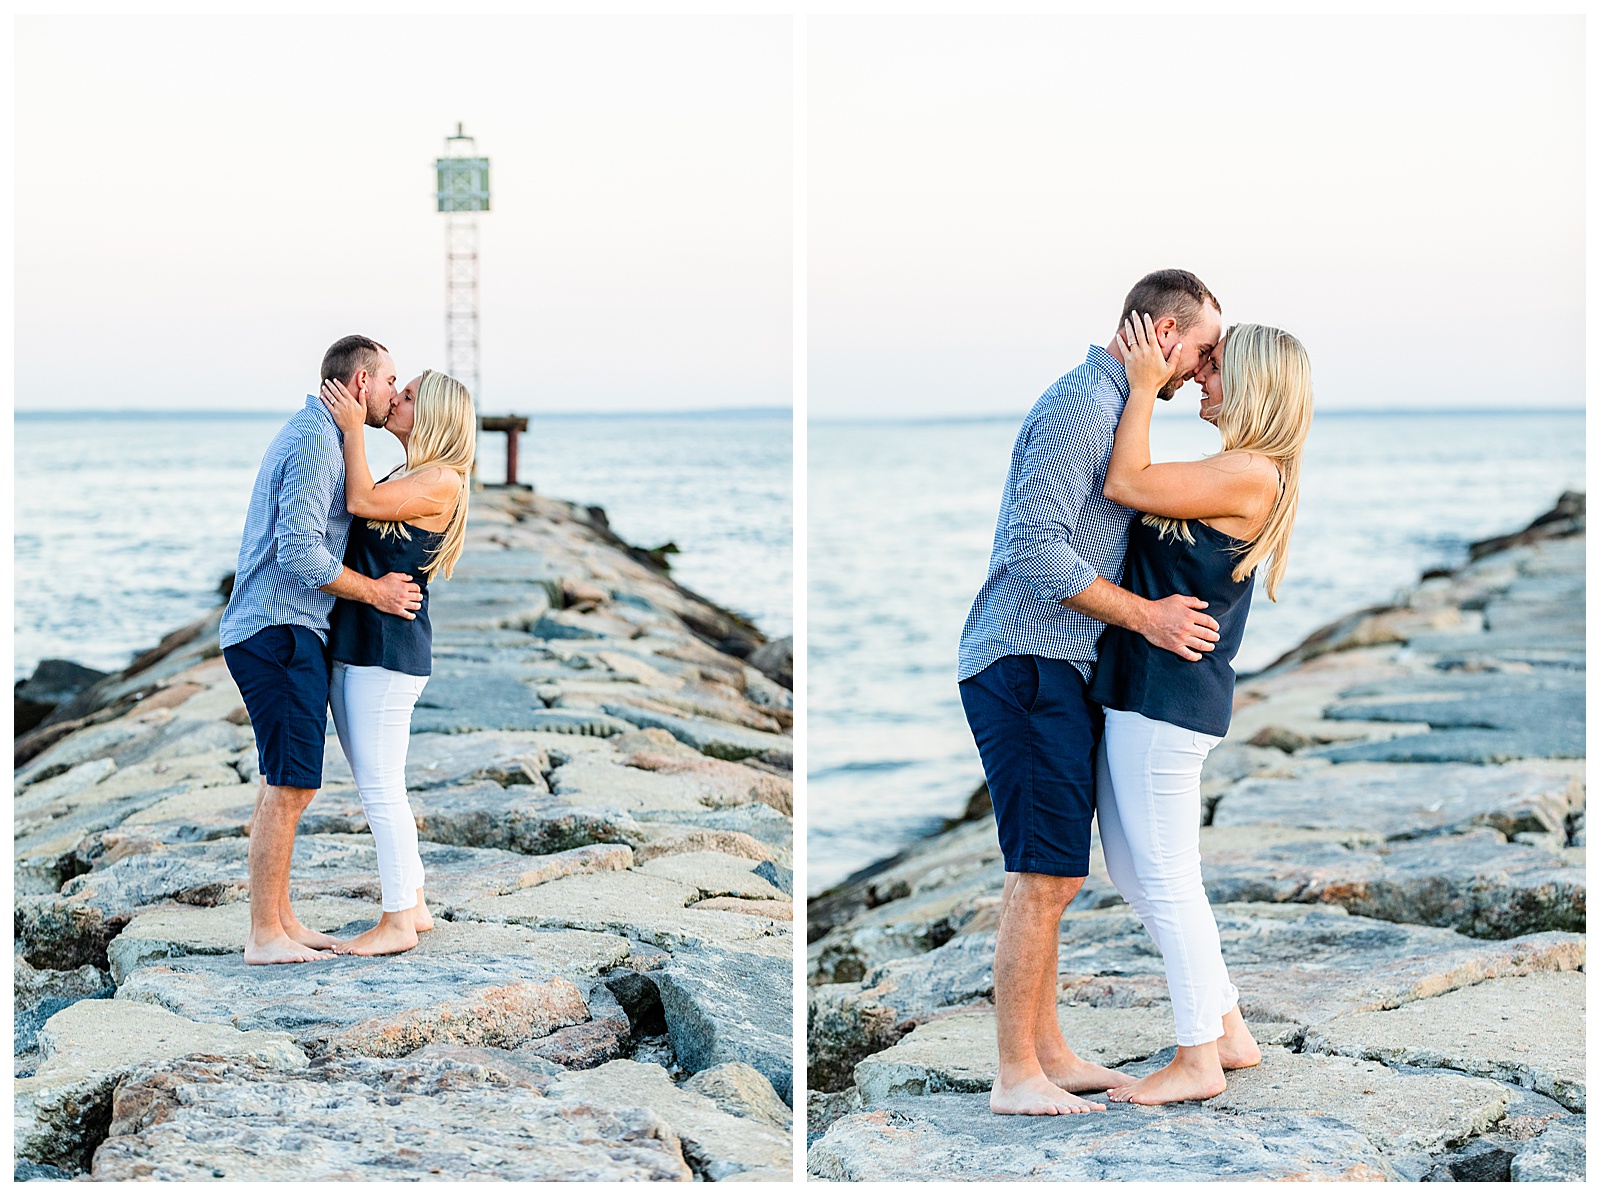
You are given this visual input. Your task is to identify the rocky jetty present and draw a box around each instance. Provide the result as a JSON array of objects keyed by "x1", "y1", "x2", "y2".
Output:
[
  {"x1": 14, "y1": 488, "x2": 793, "y2": 1182},
  {"x1": 807, "y1": 493, "x2": 1585, "y2": 1182}
]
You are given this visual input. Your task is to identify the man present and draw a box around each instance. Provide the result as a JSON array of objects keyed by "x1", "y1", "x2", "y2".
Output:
[
  {"x1": 220, "y1": 335, "x2": 422, "y2": 965},
  {"x1": 956, "y1": 270, "x2": 1225, "y2": 1114}
]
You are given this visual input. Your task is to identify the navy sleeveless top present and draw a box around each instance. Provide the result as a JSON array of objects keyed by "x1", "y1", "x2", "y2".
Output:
[
  {"x1": 327, "y1": 518, "x2": 442, "y2": 677},
  {"x1": 1089, "y1": 517, "x2": 1255, "y2": 737}
]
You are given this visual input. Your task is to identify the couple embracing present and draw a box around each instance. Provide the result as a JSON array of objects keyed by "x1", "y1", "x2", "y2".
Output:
[
  {"x1": 958, "y1": 270, "x2": 1314, "y2": 1111},
  {"x1": 219, "y1": 335, "x2": 477, "y2": 965}
]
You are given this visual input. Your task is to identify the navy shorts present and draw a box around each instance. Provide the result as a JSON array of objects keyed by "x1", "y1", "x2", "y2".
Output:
[
  {"x1": 223, "y1": 625, "x2": 330, "y2": 790},
  {"x1": 959, "y1": 655, "x2": 1103, "y2": 877}
]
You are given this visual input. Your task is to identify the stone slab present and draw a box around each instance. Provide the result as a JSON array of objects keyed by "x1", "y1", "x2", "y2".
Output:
[
  {"x1": 1201, "y1": 826, "x2": 1585, "y2": 938},
  {"x1": 1210, "y1": 760, "x2": 1582, "y2": 840},
  {"x1": 638, "y1": 850, "x2": 792, "y2": 901},
  {"x1": 451, "y1": 868, "x2": 782, "y2": 953},
  {"x1": 807, "y1": 1094, "x2": 1400, "y2": 1181},
  {"x1": 683, "y1": 1061, "x2": 793, "y2": 1129},
  {"x1": 651, "y1": 943, "x2": 794, "y2": 1105},
  {"x1": 1303, "y1": 972, "x2": 1586, "y2": 1111},
  {"x1": 116, "y1": 953, "x2": 591, "y2": 1059},
  {"x1": 599, "y1": 702, "x2": 790, "y2": 762},
  {"x1": 90, "y1": 1056, "x2": 691, "y2": 1181},
  {"x1": 546, "y1": 1060, "x2": 790, "y2": 1180},
  {"x1": 1202, "y1": 1047, "x2": 1510, "y2": 1156},
  {"x1": 1510, "y1": 1113, "x2": 1586, "y2": 1181},
  {"x1": 16, "y1": 999, "x2": 306, "y2": 1170}
]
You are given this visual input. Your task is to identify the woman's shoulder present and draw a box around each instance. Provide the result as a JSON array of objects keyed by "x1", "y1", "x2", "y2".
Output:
[{"x1": 1211, "y1": 449, "x2": 1281, "y2": 488}]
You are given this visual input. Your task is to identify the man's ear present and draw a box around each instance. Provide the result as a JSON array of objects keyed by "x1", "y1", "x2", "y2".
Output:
[
  {"x1": 1156, "y1": 317, "x2": 1180, "y2": 348},
  {"x1": 352, "y1": 369, "x2": 369, "y2": 402}
]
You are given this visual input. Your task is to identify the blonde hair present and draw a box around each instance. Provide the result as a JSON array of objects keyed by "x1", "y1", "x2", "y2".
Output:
[
  {"x1": 1142, "y1": 323, "x2": 1313, "y2": 601},
  {"x1": 368, "y1": 369, "x2": 475, "y2": 581}
]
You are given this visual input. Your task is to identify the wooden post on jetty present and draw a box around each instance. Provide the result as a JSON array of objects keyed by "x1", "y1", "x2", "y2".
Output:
[{"x1": 479, "y1": 415, "x2": 530, "y2": 486}]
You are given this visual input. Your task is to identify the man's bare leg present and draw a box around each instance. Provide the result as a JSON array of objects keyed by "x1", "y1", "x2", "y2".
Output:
[
  {"x1": 1217, "y1": 1004, "x2": 1260, "y2": 1069},
  {"x1": 990, "y1": 871, "x2": 1106, "y2": 1115},
  {"x1": 244, "y1": 784, "x2": 331, "y2": 965},
  {"x1": 1032, "y1": 902, "x2": 1137, "y2": 1095}
]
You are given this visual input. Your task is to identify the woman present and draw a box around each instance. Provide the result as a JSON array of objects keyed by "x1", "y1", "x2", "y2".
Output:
[
  {"x1": 1089, "y1": 313, "x2": 1313, "y2": 1105},
  {"x1": 320, "y1": 369, "x2": 475, "y2": 956}
]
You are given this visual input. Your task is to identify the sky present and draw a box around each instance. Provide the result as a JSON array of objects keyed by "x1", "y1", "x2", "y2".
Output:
[
  {"x1": 808, "y1": 14, "x2": 1585, "y2": 419},
  {"x1": 15, "y1": 15, "x2": 791, "y2": 413}
]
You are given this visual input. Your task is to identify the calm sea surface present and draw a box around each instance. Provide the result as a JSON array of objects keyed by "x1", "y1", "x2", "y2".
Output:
[
  {"x1": 13, "y1": 409, "x2": 792, "y2": 680},
  {"x1": 807, "y1": 410, "x2": 1585, "y2": 893}
]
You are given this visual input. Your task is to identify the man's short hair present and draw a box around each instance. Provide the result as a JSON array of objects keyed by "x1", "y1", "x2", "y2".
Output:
[
  {"x1": 320, "y1": 335, "x2": 389, "y2": 386},
  {"x1": 1119, "y1": 270, "x2": 1221, "y2": 334}
]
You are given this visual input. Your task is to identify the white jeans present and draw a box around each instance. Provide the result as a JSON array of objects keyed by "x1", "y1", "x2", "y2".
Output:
[
  {"x1": 329, "y1": 662, "x2": 428, "y2": 913},
  {"x1": 1096, "y1": 707, "x2": 1239, "y2": 1045}
]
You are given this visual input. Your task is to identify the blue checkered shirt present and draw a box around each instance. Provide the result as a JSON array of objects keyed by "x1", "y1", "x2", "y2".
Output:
[
  {"x1": 219, "y1": 396, "x2": 352, "y2": 649},
  {"x1": 957, "y1": 345, "x2": 1136, "y2": 682}
]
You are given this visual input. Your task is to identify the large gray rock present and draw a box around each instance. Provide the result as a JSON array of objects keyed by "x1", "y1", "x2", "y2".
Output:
[
  {"x1": 546, "y1": 1060, "x2": 790, "y2": 1180},
  {"x1": 599, "y1": 702, "x2": 791, "y2": 761},
  {"x1": 16, "y1": 999, "x2": 306, "y2": 1170},
  {"x1": 451, "y1": 868, "x2": 783, "y2": 953},
  {"x1": 1210, "y1": 760, "x2": 1582, "y2": 840},
  {"x1": 638, "y1": 850, "x2": 792, "y2": 901},
  {"x1": 1510, "y1": 1113, "x2": 1586, "y2": 1181},
  {"x1": 652, "y1": 943, "x2": 794, "y2": 1104},
  {"x1": 116, "y1": 953, "x2": 591, "y2": 1058},
  {"x1": 1201, "y1": 826, "x2": 1585, "y2": 938},
  {"x1": 683, "y1": 1061, "x2": 793, "y2": 1129},
  {"x1": 1302, "y1": 972, "x2": 1586, "y2": 1111},
  {"x1": 90, "y1": 1055, "x2": 691, "y2": 1181},
  {"x1": 1317, "y1": 671, "x2": 1584, "y2": 762},
  {"x1": 807, "y1": 1094, "x2": 1400, "y2": 1181},
  {"x1": 1201, "y1": 1047, "x2": 1510, "y2": 1156}
]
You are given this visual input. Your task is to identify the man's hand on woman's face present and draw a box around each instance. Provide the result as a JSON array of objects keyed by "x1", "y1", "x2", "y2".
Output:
[
  {"x1": 320, "y1": 378, "x2": 367, "y2": 434},
  {"x1": 1117, "y1": 312, "x2": 1182, "y2": 397}
]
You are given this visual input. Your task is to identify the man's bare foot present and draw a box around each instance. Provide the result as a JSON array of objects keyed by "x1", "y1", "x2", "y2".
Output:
[
  {"x1": 280, "y1": 916, "x2": 339, "y2": 951},
  {"x1": 991, "y1": 1071, "x2": 1107, "y2": 1115},
  {"x1": 333, "y1": 917, "x2": 418, "y2": 957},
  {"x1": 413, "y1": 891, "x2": 434, "y2": 933},
  {"x1": 1217, "y1": 1009, "x2": 1261, "y2": 1070},
  {"x1": 1107, "y1": 1057, "x2": 1226, "y2": 1106},
  {"x1": 244, "y1": 934, "x2": 333, "y2": 965},
  {"x1": 1039, "y1": 1050, "x2": 1138, "y2": 1095}
]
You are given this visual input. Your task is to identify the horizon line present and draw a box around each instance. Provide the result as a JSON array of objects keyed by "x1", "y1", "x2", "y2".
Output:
[
  {"x1": 16, "y1": 405, "x2": 793, "y2": 420},
  {"x1": 811, "y1": 407, "x2": 1585, "y2": 426}
]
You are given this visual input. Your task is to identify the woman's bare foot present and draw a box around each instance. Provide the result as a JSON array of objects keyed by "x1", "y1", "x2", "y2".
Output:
[
  {"x1": 332, "y1": 911, "x2": 418, "y2": 957},
  {"x1": 1038, "y1": 1049, "x2": 1137, "y2": 1095},
  {"x1": 991, "y1": 1069, "x2": 1107, "y2": 1115},
  {"x1": 413, "y1": 889, "x2": 434, "y2": 933},
  {"x1": 244, "y1": 933, "x2": 333, "y2": 965},
  {"x1": 1217, "y1": 1006, "x2": 1261, "y2": 1070},
  {"x1": 1108, "y1": 1046, "x2": 1226, "y2": 1106}
]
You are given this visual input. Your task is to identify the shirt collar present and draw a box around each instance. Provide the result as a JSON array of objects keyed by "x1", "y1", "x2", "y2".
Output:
[
  {"x1": 1085, "y1": 344, "x2": 1130, "y2": 402},
  {"x1": 304, "y1": 394, "x2": 344, "y2": 444}
]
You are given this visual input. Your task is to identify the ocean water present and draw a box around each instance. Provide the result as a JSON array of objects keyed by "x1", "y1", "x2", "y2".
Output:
[
  {"x1": 13, "y1": 408, "x2": 792, "y2": 681},
  {"x1": 807, "y1": 410, "x2": 1585, "y2": 892}
]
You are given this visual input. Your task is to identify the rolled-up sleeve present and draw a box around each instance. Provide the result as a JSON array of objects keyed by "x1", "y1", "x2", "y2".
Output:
[
  {"x1": 1002, "y1": 401, "x2": 1107, "y2": 604},
  {"x1": 274, "y1": 435, "x2": 344, "y2": 590}
]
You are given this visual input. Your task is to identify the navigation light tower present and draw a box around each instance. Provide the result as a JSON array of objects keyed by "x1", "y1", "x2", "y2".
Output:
[{"x1": 435, "y1": 123, "x2": 489, "y2": 405}]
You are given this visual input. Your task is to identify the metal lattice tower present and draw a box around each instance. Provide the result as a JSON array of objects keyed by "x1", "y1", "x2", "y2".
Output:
[{"x1": 435, "y1": 123, "x2": 490, "y2": 405}]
